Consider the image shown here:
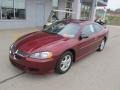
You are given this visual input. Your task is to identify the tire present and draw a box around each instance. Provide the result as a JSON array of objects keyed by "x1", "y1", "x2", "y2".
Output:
[
  {"x1": 97, "y1": 39, "x2": 106, "y2": 51},
  {"x1": 55, "y1": 51, "x2": 73, "y2": 74}
]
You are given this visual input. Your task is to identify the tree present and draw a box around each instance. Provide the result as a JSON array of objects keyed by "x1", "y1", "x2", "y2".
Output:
[{"x1": 115, "y1": 8, "x2": 120, "y2": 13}]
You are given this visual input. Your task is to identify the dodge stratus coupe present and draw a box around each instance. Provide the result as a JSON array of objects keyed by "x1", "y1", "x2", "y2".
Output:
[{"x1": 9, "y1": 19, "x2": 109, "y2": 74}]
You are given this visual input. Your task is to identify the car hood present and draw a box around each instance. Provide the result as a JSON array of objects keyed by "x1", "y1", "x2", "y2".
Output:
[{"x1": 14, "y1": 31, "x2": 68, "y2": 53}]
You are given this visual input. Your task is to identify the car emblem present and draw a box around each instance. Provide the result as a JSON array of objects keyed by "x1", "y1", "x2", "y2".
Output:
[{"x1": 13, "y1": 50, "x2": 18, "y2": 60}]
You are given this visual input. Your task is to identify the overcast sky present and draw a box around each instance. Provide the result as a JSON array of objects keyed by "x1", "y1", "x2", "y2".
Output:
[{"x1": 107, "y1": 0, "x2": 120, "y2": 10}]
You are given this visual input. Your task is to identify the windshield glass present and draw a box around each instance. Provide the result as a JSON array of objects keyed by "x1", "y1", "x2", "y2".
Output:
[{"x1": 43, "y1": 22, "x2": 80, "y2": 38}]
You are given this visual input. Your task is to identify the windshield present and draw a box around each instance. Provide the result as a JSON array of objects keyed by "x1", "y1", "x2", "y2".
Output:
[{"x1": 43, "y1": 22, "x2": 80, "y2": 38}]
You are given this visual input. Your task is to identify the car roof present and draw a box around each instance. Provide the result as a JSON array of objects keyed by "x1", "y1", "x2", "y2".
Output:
[
  {"x1": 62, "y1": 19, "x2": 93, "y2": 24},
  {"x1": 52, "y1": 19, "x2": 95, "y2": 26}
]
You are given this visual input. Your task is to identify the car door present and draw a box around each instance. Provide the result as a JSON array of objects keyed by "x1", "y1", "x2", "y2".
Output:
[
  {"x1": 92, "y1": 23, "x2": 105, "y2": 47},
  {"x1": 76, "y1": 24, "x2": 98, "y2": 60}
]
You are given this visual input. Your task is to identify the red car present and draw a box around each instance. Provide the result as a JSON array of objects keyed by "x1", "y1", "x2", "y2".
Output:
[{"x1": 9, "y1": 20, "x2": 109, "y2": 74}]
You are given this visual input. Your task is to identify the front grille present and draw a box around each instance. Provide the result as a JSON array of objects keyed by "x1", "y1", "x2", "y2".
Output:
[
  {"x1": 15, "y1": 54, "x2": 24, "y2": 60},
  {"x1": 11, "y1": 46, "x2": 29, "y2": 58},
  {"x1": 11, "y1": 45, "x2": 16, "y2": 54}
]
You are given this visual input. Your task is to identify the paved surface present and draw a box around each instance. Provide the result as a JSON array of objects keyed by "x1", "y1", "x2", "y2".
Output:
[{"x1": 0, "y1": 26, "x2": 120, "y2": 90}]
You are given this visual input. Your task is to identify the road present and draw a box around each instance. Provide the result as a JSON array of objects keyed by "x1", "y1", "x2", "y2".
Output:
[{"x1": 0, "y1": 26, "x2": 120, "y2": 90}]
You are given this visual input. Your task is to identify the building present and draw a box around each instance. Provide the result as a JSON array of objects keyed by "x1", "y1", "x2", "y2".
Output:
[{"x1": 0, "y1": 0, "x2": 108, "y2": 29}]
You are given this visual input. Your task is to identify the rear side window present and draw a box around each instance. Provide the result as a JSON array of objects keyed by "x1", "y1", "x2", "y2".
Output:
[{"x1": 93, "y1": 23, "x2": 103, "y2": 32}]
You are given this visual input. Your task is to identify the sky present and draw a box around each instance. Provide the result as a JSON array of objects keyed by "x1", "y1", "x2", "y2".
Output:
[{"x1": 107, "y1": 0, "x2": 120, "y2": 10}]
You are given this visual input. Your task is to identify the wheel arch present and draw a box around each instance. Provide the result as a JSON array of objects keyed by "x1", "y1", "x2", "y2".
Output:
[
  {"x1": 104, "y1": 36, "x2": 107, "y2": 42},
  {"x1": 63, "y1": 49, "x2": 76, "y2": 63}
]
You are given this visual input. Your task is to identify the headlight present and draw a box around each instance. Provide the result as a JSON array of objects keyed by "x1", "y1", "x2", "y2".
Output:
[{"x1": 30, "y1": 52, "x2": 53, "y2": 59}]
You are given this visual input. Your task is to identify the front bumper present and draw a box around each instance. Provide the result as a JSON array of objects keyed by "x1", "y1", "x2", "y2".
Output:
[{"x1": 9, "y1": 54, "x2": 57, "y2": 74}]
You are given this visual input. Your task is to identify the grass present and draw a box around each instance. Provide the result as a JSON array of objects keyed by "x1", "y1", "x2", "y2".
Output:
[{"x1": 107, "y1": 16, "x2": 120, "y2": 26}]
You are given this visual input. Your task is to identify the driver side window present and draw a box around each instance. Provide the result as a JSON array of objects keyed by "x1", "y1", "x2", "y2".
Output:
[{"x1": 81, "y1": 24, "x2": 95, "y2": 36}]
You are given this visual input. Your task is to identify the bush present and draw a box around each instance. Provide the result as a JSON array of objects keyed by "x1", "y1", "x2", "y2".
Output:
[{"x1": 107, "y1": 16, "x2": 120, "y2": 26}]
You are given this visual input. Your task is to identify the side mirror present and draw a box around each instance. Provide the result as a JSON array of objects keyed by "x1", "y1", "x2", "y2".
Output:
[{"x1": 80, "y1": 33, "x2": 89, "y2": 40}]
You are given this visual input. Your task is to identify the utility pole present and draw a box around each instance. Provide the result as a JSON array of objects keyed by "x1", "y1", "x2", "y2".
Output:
[{"x1": 76, "y1": 0, "x2": 81, "y2": 19}]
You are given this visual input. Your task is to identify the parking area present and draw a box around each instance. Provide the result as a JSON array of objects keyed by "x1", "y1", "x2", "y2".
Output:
[{"x1": 0, "y1": 26, "x2": 120, "y2": 90}]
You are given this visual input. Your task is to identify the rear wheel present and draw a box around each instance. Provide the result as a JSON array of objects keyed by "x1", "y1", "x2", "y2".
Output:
[
  {"x1": 97, "y1": 39, "x2": 106, "y2": 51},
  {"x1": 55, "y1": 51, "x2": 73, "y2": 74}
]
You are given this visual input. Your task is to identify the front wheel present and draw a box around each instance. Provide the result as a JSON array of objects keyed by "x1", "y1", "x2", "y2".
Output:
[{"x1": 55, "y1": 51, "x2": 73, "y2": 74}]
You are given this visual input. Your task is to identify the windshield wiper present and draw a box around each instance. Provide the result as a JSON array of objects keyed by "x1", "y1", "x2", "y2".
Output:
[{"x1": 42, "y1": 31, "x2": 57, "y2": 35}]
